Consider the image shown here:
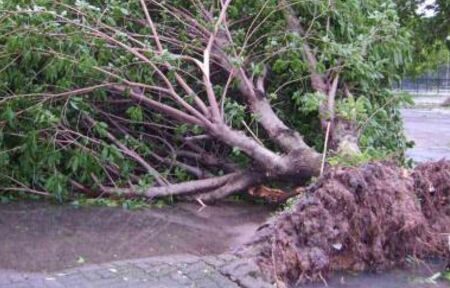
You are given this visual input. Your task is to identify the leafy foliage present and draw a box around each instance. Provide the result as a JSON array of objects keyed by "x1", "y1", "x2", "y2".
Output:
[
  {"x1": 261, "y1": 0, "x2": 413, "y2": 155},
  {"x1": 0, "y1": 0, "x2": 415, "y2": 200},
  {"x1": 395, "y1": 0, "x2": 449, "y2": 75}
]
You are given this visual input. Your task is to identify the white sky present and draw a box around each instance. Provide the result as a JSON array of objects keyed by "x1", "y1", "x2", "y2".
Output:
[{"x1": 417, "y1": 0, "x2": 437, "y2": 17}]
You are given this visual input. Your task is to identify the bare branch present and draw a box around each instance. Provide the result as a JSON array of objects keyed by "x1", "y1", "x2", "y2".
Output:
[
  {"x1": 280, "y1": 0, "x2": 327, "y2": 93},
  {"x1": 139, "y1": 0, "x2": 211, "y2": 117},
  {"x1": 84, "y1": 115, "x2": 169, "y2": 186},
  {"x1": 149, "y1": 172, "x2": 240, "y2": 196},
  {"x1": 111, "y1": 85, "x2": 204, "y2": 126},
  {"x1": 202, "y1": 0, "x2": 232, "y2": 121},
  {"x1": 194, "y1": 172, "x2": 265, "y2": 201}
]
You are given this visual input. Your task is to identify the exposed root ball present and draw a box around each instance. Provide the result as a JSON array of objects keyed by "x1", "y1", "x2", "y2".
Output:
[
  {"x1": 412, "y1": 160, "x2": 450, "y2": 235},
  {"x1": 441, "y1": 97, "x2": 450, "y2": 107},
  {"x1": 244, "y1": 162, "x2": 450, "y2": 286}
]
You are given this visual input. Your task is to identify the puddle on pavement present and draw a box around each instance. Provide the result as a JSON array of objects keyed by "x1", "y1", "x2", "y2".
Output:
[
  {"x1": 303, "y1": 262, "x2": 449, "y2": 288},
  {"x1": 0, "y1": 201, "x2": 273, "y2": 273}
]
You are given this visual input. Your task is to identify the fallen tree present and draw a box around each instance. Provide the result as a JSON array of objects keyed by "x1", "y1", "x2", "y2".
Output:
[
  {"x1": 0, "y1": 1, "x2": 412, "y2": 201},
  {"x1": 240, "y1": 160, "x2": 450, "y2": 286}
]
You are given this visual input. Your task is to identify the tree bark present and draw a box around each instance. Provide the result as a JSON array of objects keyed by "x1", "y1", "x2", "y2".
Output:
[
  {"x1": 236, "y1": 69, "x2": 318, "y2": 155},
  {"x1": 281, "y1": 0, "x2": 361, "y2": 156}
]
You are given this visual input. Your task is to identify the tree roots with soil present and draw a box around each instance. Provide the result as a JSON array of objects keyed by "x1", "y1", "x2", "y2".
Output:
[{"x1": 241, "y1": 160, "x2": 450, "y2": 287}]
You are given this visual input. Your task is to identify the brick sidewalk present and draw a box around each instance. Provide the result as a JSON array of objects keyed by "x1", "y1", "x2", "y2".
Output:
[{"x1": 0, "y1": 254, "x2": 273, "y2": 288}]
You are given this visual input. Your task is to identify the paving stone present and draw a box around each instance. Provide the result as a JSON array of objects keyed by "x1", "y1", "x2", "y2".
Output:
[
  {"x1": 131, "y1": 262, "x2": 151, "y2": 271},
  {"x1": 201, "y1": 256, "x2": 226, "y2": 267},
  {"x1": 0, "y1": 253, "x2": 270, "y2": 288},
  {"x1": 219, "y1": 254, "x2": 239, "y2": 262},
  {"x1": 93, "y1": 269, "x2": 117, "y2": 279},
  {"x1": 22, "y1": 278, "x2": 46, "y2": 288},
  {"x1": 1, "y1": 283, "x2": 31, "y2": 288},
  {"x1": 183, "y1": 264, "x2": 214, "y2": 281},
  {"x1": 81, "y1": 270, "x2": 105, "y2": 281},
  {"x1": 43, "y1": 280, "x2": 66, "y2": 288},
  {"x1": 190, "y1": 277, "x2": 223, "y2": 288},
  {"x1": 81, "y1": 277, "x2": 126, "y2": 288},
  {"x1": 237, "y1": 275, "x2": 275, "y2": 288},
  {"x1": 0, "y1": 277, "x2": 11, "y2": 285},
  {"x1": 7, "y1": 274, "x2": 25, "y2": 283},
  {"x1": 169, "y1": 270, "x2": 194, "y2": 286},
  {"x1": 55, "y1": 273, "x2": 92, "y2": 288},
  {"x1": 206, "y1": 272, "x2": 241, "y2": 288}
]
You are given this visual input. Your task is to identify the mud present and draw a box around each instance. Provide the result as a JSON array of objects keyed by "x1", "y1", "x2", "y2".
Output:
[
  {"x1": 0, "y1": 201, "x2": 272, "y2": 273},
  {"x1": 243, "y1": 162, "x2": 450, "y2": 287},
  {"x1": 413, "y1": 160, "x2": 450, "y2": 236}
]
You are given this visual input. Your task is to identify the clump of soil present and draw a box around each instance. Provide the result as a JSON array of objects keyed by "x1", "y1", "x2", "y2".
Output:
[
  {"x1": 412, "y1": 160, "x2": 450, "y2": 236},
  {"x1": 241, "y1": 161, "x2": 450, "y2": 287},
  {"x1": 441, "y1": 97, "x2": 450, "y2": 107}
]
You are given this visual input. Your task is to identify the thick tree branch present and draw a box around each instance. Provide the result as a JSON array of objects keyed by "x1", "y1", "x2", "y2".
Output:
[
  {"x1": 111, "y1": 85, "x2": 204, "y2": 126},
  {"x1": 280, "y1": 0, "x2": 361, "y2": 155},
  {"x1": 280, "y1": 0, "x2": 328, "y2": 94},
  {"x1": 190, "y1": 171, "x2": 265, "y2": 201},
  {"x1": 112, "y1": 85, "x2": 289, "y2": 175},
  {"x1": 143, "y1": 172, "x2": 242, "y2": 197},
  {"x1": 177, "y1": 150, "x2": 239, "y2": 173},
  {"x1": 207, "y1": 123, "x2": 290, "y2": 175},
  {"x1": 236, "y1": 71, "x2": 317, "y2": 154}
]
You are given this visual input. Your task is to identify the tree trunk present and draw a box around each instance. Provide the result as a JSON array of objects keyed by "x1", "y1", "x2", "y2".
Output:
[
  {"x1": 328, "y1": 118, "x2": 361, "y2": 156},
  {"x1": 281, "y1": 0, "x2": 361, "y2": 156}
]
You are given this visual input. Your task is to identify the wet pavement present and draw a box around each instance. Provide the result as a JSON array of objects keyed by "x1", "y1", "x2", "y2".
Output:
[
  {"x1": 0, "y1": 254, "x2": 269, "y2": 288},
  {"x1": 304, "y1": 262, "x2": 449, "y2": 288},
  {"x1": 0, "y1": 201, "x2": 271, "y2": 273},
  {"x1": 402, "y1": 108, "x2": 450, "y2": 162},
  {"x1": 0, "y1": 201, "x2": 273, "y2": 288}
]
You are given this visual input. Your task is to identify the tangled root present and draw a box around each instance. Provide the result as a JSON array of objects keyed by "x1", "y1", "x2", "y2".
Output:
[
  {"x1": 243, "y1": 161, "x2": 450, "y2": 286},
  {"x1": 412, "y1": 160, "x2": 450, "y2": 236}
]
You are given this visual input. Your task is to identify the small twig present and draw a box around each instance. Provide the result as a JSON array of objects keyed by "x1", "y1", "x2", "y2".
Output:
[
  {"x1": 220, "y1": 69, "x2": 235, "y2": 116},
  {"x1": 0, "y1": 174, "x2": 51, "y2": 197},
  {"x1": 196, "y1": 198, "x2": 208, "y2": 212},
  {"x1": 321, "y1": 121, "x2": 331, "y2": 175},
  {"x1": 318, "y1": 273, "x2": 329, "y2": 287},
  {"x1": 241, "y1": 120, "x2": 264, "y2": 146},
  {"x1": 0, "y1": 187, "x2": 51, "y2": 197}
]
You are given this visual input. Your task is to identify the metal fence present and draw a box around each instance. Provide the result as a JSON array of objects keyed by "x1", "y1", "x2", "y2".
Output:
[
  {"x1": 395, "y1": 64, "x2": 450, "y2": 96},
  {"x1": 397, "y1": 78, "x2": 450, "y2": 95}
]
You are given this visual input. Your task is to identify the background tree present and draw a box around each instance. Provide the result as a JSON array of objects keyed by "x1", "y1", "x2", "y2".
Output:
[
  {"x1": 0, "y1": 0, "x2": 413, "y2": 202},
  {"x1": 395, "y1": 0, "x2": 449, "y2": 74}
]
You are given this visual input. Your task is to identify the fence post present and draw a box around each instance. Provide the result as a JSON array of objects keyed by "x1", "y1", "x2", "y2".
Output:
[{"x1": 437, "y1": 78, "x2": 440, "y2": 95}]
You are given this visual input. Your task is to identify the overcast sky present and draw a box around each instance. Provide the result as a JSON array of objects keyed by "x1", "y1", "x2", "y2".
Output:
[{"x1": 417, "y1": 0, "x2": 437, "y2": 17}]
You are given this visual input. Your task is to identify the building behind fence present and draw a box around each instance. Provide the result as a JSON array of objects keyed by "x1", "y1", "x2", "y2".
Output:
[{"x1": 397, "y1": 64, "x2": 450, "y2": 95}]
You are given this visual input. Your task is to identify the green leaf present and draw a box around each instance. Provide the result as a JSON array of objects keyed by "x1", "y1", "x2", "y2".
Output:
[{"x1": 126, "y1": 106, "x2": 144, "y2": 122}]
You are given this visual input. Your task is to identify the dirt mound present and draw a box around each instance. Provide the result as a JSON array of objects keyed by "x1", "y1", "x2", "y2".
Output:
[
  {"x1": 242, "y1": 162, "x2": 450, "y2": 287},
  {"x1": 441, "y1": 97, "x2": 450, "y2": 107},
  {"x1": 413, "y1": 160, "x2": 450, "y2": 234}
]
